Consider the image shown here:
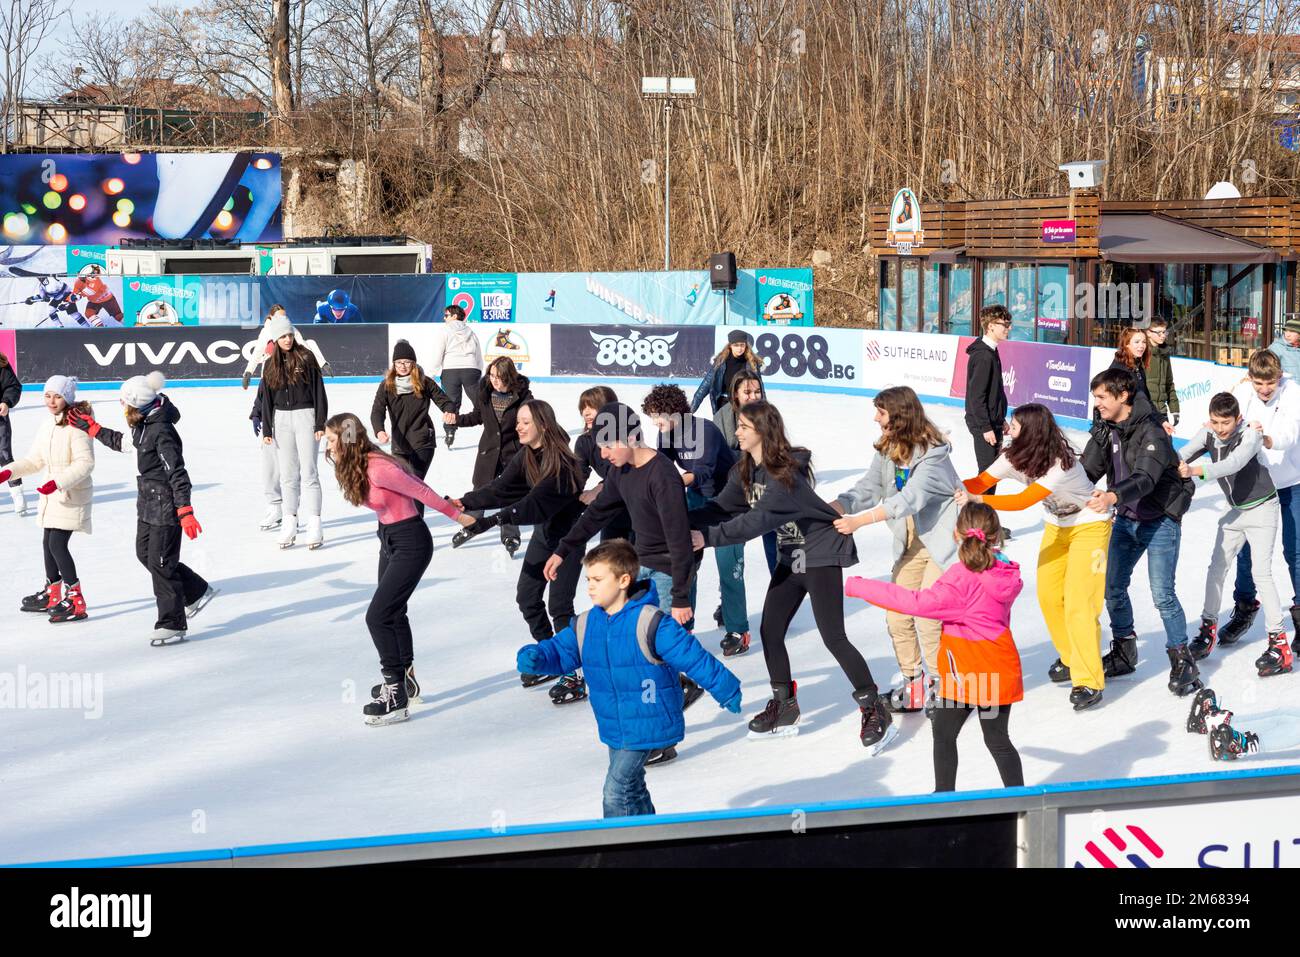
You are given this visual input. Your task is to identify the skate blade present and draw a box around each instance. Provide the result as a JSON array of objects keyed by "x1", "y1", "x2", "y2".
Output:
[
  {"x1": 747, "y1": 724, "x2": 800, "y2": 740},
  {"x1": 150, "y1": 634, "x2": 188, "y2": 647},
  {"x1": 279, "y1": 540, "x2": 295, "y2": 549},
  {"x1": 259, "y1": 522, "x2": 282, "y2": 531},
  {"x1": 551, "y1": 694, "x2": 588, "y2": 706},
  {"x1": 1170, "y1": 679, "x2": 1204, "y2": 697},
  {"x1": 307, "y1": 541, "x2": 324, "y2": 550},
  {"x1": 187, "y1": 588, "x2": 219, "y2": 618},
  {"x1": 865, "y1": 722, "x2": 900, "y2": 757},
  {"x1": 1258, "y1": 665, "x2": 1293, "y2": 677},
  {"x1": 365, "y1": 708, "x2": 410, "y2": 726},
  {"x1": 48, "y1": 616, "x2": 89, "y2": 624}
]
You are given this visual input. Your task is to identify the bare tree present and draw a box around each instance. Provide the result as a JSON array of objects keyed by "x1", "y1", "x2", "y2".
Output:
[{"x1": 1, "y1": 0, "x2": 69, "y2": 151}]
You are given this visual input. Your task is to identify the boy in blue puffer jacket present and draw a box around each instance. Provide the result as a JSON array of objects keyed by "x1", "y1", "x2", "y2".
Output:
[{"x1": 518, "y1": 538, "x2": 742, "y2": 817}]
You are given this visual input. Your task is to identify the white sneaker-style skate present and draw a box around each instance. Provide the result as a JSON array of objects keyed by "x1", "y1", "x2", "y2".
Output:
[
  {"x1": 278, "y1": 514, "x2": 298, "y2": 549},
  {"x1": 302, "y1": 515, "x2": 324, "y2": 550},
  {"x1": 149, "y1": 627, "x2": 188, "y2": 647},
  {"x1": 259, "y1": 505, "x2": 282, "y2": 531},
  {"x1": 185, "y1": 586, "x2": 219, "y2": 619},
  {"x1": 9, "y1": 485, "x2": 28, "y2": 516}
]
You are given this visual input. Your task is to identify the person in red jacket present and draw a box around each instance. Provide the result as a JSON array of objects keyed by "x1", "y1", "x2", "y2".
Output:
[{"x1": 847, "y1": 502, "x2": 1025, "y2": 792}]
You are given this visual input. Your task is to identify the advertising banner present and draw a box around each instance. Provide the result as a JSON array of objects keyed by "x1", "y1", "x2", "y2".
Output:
[
  {"x1": 14, "y1": 324, "x2": 387, "y2": 383},
  {"x1": 722, "y1": 325, "x2": 861, "y2": 388},
  {"x1": 859, "y1": 331, "x2": 959, "y2": 394},
  {"x1": 0, "y1": 244, "x2": 68, "y2": 277},
  {"x1": 1062, "y1": 795, "x2": 1300, "y2": 868},
  {"x1": 0, "y1": 330, "x2": 15, "y2": 373},
  {"x1": 516, "y1": 271, "x2": 727, "y2": 326},
  {"x1": 952, "y1": 337, "x2": 1092, "y2": 421},
  {"x1": 731, "y1": 268, "x2": 815, "y2": 326},
  {"x1": 445, "y1": 273, "x2": 517, "y2": 323},
  {"x1": 0, "y1": 152, "x2": 283, "y2": 244},
  {"x1": 0, "y1": 270, "x2": 127, "y2": 329},
  {"x1": 255, "y1": 274, "x2": 445, "y2": 326},
  {"x1": 551, "y1": 324, "x2": 714, "y2": 378}
]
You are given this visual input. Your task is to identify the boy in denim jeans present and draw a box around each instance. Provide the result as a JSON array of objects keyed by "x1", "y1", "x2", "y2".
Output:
[{"x1": 518, "y1": 539, "x2": 742, "y2": 817}]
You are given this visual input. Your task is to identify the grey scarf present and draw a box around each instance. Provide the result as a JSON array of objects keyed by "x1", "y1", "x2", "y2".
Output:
[{"x1": 395, "y1": 374, "x2": 414, "y2": 395}]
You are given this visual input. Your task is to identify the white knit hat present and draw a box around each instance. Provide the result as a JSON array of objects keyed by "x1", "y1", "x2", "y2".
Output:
[
  {"x1": 120, "y1": 371, "x2": 166, "y2": 409},
  {"x1": 264, "y1": 313, "x2": 294, "y2": 343},
  {"x1": 43, "y1": 375, "x2": 77, "y2": 404}
]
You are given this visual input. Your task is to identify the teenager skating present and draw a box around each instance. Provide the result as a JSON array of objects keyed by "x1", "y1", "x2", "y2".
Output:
[
  {"x1": 428, "y1": 304, "x2": 484, "y2": 448},
  {"x1": 1, "y1": 375, "x2": 96, "y2": 622},
  {"x1": 68, "y1": 373, "x2": 216, "y2": 645},
  {"x1": 689, "y1": 400, "x2": 894, "y2": 752},
  {"x1": 259, "y1": 313, "x2": 329, "y2": 549},
  {"x1": 371, "y1": 339, "x2": 456, "y2": 497},
  {"x1": 452, "y1": 400, "x2": 589, "y2": 703},
  {"x1": 323, "y1": 412, "x2": 474, "y2": 726}
]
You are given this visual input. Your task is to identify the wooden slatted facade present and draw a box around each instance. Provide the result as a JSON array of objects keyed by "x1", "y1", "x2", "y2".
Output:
[{"x1": 869, "y1": 191, "x2": 1300, "y2": 364}]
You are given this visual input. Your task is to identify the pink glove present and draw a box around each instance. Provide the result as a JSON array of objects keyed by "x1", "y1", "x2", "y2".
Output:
[{"x1": 36, "y1": 480, "x2": 57, "y2": 495}]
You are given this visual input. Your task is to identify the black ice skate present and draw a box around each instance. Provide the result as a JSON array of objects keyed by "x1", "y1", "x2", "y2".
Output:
[
  {"x1": 1166, "y1": 645, "x2": 1202, "y2": 697},
  {"x1": 680, "y1": 674, "x2": 704, "y2": 710},
  {"x1": 1070, "y1": 687, "x2": 1104, "y2": 712},
  {"x1": 371, "y1": 665, "x2": 419, "y2": 703},
  {"x1": 1256, "y1": 631, "x2": 1294, "y2": 677},
  {"x1": 855, "y1": 689, "x2": 898, "y2": 756},
  {"x1": 720, "y1": 631, "x2": 751, "y2": 657},
  {"x1": 1186, "y1": 688, "x2": 1224, "y2": 734},
  {"x1": 646, "y1": 746, "x2": 677, "y2": 766},
  {"x1": 748, "y1": 682, "x2": 800, "y2": 739},
  {"x1": 364, "y1": 671, "x2": 410, "y2": 726},
  {"x1": 520, "y1": 671, "x2": 560, "y2": 688},
  {"x1": 1189, "y1": 618, "x2": 1217, "y2": 660},
  {"x1": 503, "y1": 535, "x2": 521, "y2": 558},
  {"x1": 549, "y1": 673, "x2": 587, "y2": 705},
  {"x1": 1210, "y1": 723, "x2": 1260, "y2": 761},
  {"x1": 1218, "y1": 599, "x2": 1259, "y2": 646},
  {"x1": 1047, "y1": 658, "x2": 1072, "y2": 683},
  {"x1": 21, "y1": 580, "x2": 60, "y2": 614},
  {"x1": 1103, "y1": 634, "x2": 1139, "y2": 678}
]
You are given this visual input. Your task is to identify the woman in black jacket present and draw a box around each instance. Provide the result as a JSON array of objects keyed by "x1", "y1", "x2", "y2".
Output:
[
  {"x1": 68, "y1": 372, "x2": 216, "y2": 646},
  {"x1": 445, "y1": 355, "x2": 532, "y2": 555},
  {"x1": 371, "y1": 340, "x2": 456, "y2": 512},
  {"x1": 0, "y1": 351, "x2": 24, "y2": 515},
  {"x1": 451, "y1": 399, "x2": 588, "y2": 703},
  {"x1": 689, "y1": 400, "x2": 894, "y2": 754},
  {"x1": 260, "y1": 316, "x2": 328, "y2": 549}
]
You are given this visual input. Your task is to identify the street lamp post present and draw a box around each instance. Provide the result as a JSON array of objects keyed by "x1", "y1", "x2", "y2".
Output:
[{"x1": 641, "y1": 76, "x2": 696, "y2": 271}]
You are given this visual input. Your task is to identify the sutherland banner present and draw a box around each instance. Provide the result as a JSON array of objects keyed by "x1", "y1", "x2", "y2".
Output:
[
  {"x1": 0, "y1": 152, "x2": 283, "y2": 244},
  {"x1": 14, "y1": 324, "x2": 387, "y2": 383}
]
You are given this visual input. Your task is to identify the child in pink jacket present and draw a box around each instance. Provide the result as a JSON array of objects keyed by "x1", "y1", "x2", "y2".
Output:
[{"x1": 847, "y1": 502, "x2": 1025, "y2": 792}]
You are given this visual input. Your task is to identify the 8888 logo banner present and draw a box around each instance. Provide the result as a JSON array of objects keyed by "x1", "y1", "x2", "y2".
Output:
[
  {"x1": 551, "y1": 324, "x2": 715, "y2": 378},
  {"x1": 721, "y1": 326, "x2": 861, "y2": 386}
]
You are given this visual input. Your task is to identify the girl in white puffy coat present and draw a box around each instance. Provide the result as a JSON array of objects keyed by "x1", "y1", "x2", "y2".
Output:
[{"x1": 0, "y1": 375, "x2": 95, "y2": 623}]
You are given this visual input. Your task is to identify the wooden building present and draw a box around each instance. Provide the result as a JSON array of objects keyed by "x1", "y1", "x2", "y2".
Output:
[{"x1": 868, "y1": 192, "x2": 1300, "y2": 366}]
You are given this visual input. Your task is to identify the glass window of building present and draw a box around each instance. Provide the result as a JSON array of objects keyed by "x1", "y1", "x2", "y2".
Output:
[
  {"x1": 983, "y1": 262, "x2": 1007, "y2": 307},
  {"x1": 948, "y1": 263, "x2": 973, "y2": 335},
  {"x1": 1211, "y1": 264, "x2": 1263, "y2": 367},
  {"x1": 879, "y1": 260, "x2": 898, "y2": 331},
  {"x1": 923, "y1": 264, "x2": 942, "y2": 333},
  {"x1": 901, "y1": 259, "x2": 920, "y2": 332},
  {"x1": 1037, "y1": 264, "x2": 1070, "y2": 344}
]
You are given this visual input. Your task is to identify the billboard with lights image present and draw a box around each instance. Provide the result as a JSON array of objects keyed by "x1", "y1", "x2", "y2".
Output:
[{"x1": 0, "y1": 152, "x2": 283, "y2": 245}]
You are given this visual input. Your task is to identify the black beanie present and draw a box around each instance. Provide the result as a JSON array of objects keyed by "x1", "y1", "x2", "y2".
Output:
[
  {"x1": 592, "y1": 402, "x2": 643, "y2": 447},
  {"x1": 727, "y1": 329, "x2": 753, "y2": 346},
  {"x1": 392, "y1": 340, "x2": 417, "y2": 364}
]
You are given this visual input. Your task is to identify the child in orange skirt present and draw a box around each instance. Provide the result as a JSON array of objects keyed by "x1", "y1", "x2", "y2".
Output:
[{"x1": 846, "y1": 502, "x2": 1024, "y2": 791}]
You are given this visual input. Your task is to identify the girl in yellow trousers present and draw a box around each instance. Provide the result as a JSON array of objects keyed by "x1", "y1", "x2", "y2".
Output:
[{"x1": 957, "y1": 403, "x2": 1112, "y2": 711}]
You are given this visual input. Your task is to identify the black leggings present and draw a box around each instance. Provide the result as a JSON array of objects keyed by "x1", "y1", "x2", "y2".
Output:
[
  {"x1": 931, "y1": 701, "x2": 1023, "y2": 792},
  {"x1": 440, "y1": 369, "x2": 482, "y2": 440},
  {"x1": 761, "y1": 564, "x2": 876, "y2": 695},
  {"x1": 517, "y1": 530, "x2": 584, "y2": 643},
  {"x1": 394, "y1": 446, "x2": 435, "y2": 516},
  {"x1": 368, "y1": 516, "x2": 434, "y2": 671},
  {"x1": 0, "y1": 415, "x2": 19, "y2": 486},
  {"x1": 43, "y1": 528, "x2": 78, "y2": 583}
]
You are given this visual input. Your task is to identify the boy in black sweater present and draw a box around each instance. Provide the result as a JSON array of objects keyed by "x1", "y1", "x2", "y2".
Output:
[{"x1": 965, "y1": 304, "x2": 1011, "y2": 493}]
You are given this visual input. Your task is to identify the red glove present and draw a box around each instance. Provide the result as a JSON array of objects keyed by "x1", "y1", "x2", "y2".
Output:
[
  {"x1": 66, "y1": 407, "x2": 100, "y2": 438},
  {"x1": 178, "y1": 505, "x2": 202, "y2": 540},
  {"x1": 36, "y1": 480, "x2": 57, "y2": 495},
  {"x1": 0, "y1": 468, "x2": 10, "y2": 484}
]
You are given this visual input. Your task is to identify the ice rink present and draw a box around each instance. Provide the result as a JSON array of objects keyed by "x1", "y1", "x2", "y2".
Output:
[{"x1": 2, "y1": 379, "x2": 1297, "y2": 864}]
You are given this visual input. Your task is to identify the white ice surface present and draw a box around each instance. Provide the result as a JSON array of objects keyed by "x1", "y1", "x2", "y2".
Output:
[{"x1": 2, "y1": 381, "x2": 1298, "y2": 864}]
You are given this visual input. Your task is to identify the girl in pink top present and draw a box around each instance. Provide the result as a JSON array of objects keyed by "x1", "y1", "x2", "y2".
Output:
[
  {"x1": 846, "y1": 503, "x2": 1025, "y2": 792},
  {"x1": 324, "y1": 412, "x2": 475, "y2": 726}
]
